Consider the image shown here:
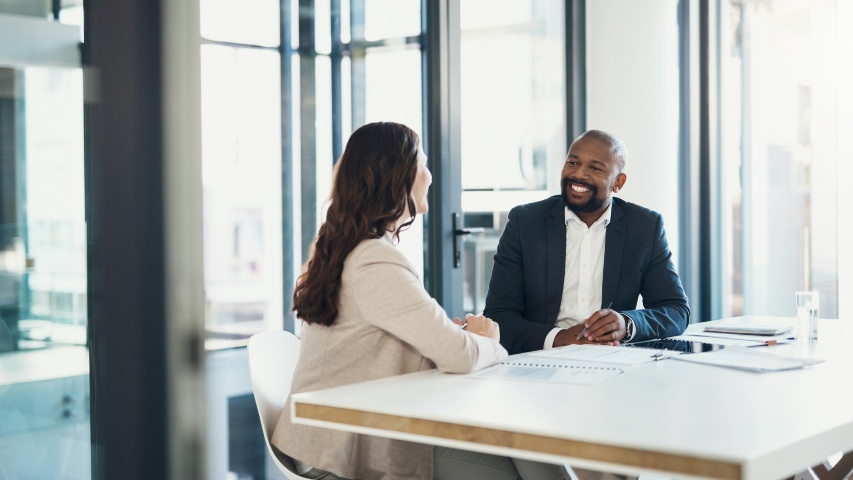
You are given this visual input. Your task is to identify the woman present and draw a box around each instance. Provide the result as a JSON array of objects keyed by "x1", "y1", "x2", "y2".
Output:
[{"x1": 271, "y1": 122, "x2": 515, "y2": 480}]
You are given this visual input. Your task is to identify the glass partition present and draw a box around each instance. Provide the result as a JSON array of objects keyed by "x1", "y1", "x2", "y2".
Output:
[
  {"x1": 718, "y1": 0, "x2": 842, "y2": 319},
  {"x1": 363, "y1": 46, "x2": 424, "y2": 273},
  {"x1": 0, "y1": 7, "x2": 90, "y2": 480},
  {"x1": 363, "y1": 0, "x2": 421, "y2": 40},
  {"x1": 200, "y1": 0, "x2": 280, "y2": 47},
  {"x1": 458, "y1": 0, "x2": 566, "y2": 313},
  {"x1": 199, "y1": 3, "x2": 286, "y2": 477},
  {"x1": 200, "y1": 44, "x2": 284, "y2": 346}
]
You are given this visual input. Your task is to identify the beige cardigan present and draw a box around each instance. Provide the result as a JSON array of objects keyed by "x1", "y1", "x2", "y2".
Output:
[{"x1": 271, "y1": 233, "x2": 508, "y2": 480}]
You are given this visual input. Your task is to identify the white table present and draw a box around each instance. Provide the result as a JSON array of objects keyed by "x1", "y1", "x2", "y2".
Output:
[{"x1": 290, "y1": 318, "x2": 853, "y2": 479}]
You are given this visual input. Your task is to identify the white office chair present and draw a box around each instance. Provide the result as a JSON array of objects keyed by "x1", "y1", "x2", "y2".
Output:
[{"x1": 247, "y1": 330, "x2": 311, "y2": 480}]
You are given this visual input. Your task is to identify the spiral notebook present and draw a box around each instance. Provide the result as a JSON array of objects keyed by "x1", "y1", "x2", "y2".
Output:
[
  {"x1": 526, "y1": 344, "x2": 682, "y2": 366},
  {"x1": 469, "y1": 357, "x2": 624, "y2": 385}
]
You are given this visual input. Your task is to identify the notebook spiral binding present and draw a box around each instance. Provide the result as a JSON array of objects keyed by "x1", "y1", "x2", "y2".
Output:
[{"x1": 500, "y1": 360, "x2": 621, "y2": 370}]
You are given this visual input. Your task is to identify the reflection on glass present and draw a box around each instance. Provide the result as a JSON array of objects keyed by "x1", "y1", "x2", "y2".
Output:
[
  {"x1": 200, "y1": 45, "x2": 283, "y2": 346},
  {"x1": 719, "y1": 0, "x2": 840, "y2": 319},
  {"x1": 25, "y1": 68, "x2": 87, "y2": 349},
  {"x1": 459, "y1": 0, "x2": 565, "y2": 313},
  {"x1": 364, "y1": 0, "x2": 421, "y2": 41},
  {"x1": 200, "y1": 0, "x2": 280, "y2": 47},
  {"x1": 0, "y1": 67, "x2": 86, "y2": 352},
  {"x1": 0, "y1": 38, "x2": 91, "y2": 480}
]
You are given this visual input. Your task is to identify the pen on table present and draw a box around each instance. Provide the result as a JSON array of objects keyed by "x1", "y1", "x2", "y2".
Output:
[{"x1": 577, "y1": 302, "x2": 613, "y2": 340}]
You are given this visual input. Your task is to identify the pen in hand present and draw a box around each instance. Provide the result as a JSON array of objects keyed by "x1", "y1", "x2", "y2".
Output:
[{"x1": 576, "y1": 301, "x2": 613, "y2": 340}]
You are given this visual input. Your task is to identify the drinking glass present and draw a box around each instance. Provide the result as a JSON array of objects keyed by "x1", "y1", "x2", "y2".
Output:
[{"x1": 795, "y1": 291, "x2": 819, "y2": 343}]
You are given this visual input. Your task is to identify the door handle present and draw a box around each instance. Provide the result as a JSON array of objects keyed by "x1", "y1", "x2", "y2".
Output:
[{"x1": 452, "y1": 213, "x2": 484, "y2": 268}]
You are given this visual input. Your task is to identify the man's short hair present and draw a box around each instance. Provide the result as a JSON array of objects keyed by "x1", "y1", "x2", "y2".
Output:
[{"x1": 579, "y1": 129, "x2": 627, "y2": 172}]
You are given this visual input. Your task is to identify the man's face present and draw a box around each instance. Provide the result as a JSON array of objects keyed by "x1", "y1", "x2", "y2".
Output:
[{"x1": 560, "y1": 135, "x2": 627, "y2": 217}]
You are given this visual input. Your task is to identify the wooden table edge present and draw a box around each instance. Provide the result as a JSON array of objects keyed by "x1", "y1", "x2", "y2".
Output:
[{"x1": 294, "y1": 402, "x2": 742, "y2": 480}]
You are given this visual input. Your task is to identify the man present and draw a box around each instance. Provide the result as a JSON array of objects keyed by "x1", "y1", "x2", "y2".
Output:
[{"x1": 484, "y1": 130, "x2": 689, "y2": 354}]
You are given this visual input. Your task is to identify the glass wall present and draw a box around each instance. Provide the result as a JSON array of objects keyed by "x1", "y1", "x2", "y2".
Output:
[
  {"x1": 199, "y1": 1, "x2": 426, "y2": 478},
  {"x1": 347, "y1": 0, "x2": 425, "y2": 274},
  {"x1": 0, "y1": 2, "x2": 91, "y2": 479},
  {"x1": 200, "y1": 0, "x2": 284, "y2": 347},
  {"x1": 458, "y1": 0, "x2": 566, "y2": 313},
  {"x1": 718, "y1": 0, "x2": 845, "y2": 319},
  {"x1": 199, "y1": 2, "x2": 286, "y2": 479},
  {"x1": 9, "y1": 2, "x2": 849, "y2": 479}
]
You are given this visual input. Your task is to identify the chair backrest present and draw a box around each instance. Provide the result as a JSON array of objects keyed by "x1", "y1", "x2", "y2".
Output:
[{"x1": 247, "y1": 330, "x2": 301, "y2": 443}]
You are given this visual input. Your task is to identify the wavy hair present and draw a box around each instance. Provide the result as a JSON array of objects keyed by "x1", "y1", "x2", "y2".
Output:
[{"x1": 292, "y1": 122, "x2": 421, "y2": 326}]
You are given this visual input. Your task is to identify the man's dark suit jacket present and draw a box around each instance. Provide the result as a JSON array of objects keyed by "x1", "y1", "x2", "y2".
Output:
[{"x1": 484, "y1": 195, "x2": 689, "y2": 354}]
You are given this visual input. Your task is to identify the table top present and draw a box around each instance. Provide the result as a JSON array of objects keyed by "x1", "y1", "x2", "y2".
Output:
[{"x1": 291, "y1": 317, "x2": 853, "y2": 480}]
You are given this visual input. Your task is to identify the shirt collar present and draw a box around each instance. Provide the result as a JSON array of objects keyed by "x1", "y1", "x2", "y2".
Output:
[{"x1": 564, "y1": 200, "x2": 612, "y2": 229}]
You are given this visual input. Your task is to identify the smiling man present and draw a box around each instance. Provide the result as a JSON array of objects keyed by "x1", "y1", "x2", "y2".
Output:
[{"x1": 484, "y1": 129, "x2": 689, "y2": 354}]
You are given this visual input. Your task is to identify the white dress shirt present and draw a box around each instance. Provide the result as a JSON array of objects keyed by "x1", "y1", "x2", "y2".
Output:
[{"x1": 543, "y1": 204, "x2": 611, "y2": 349}]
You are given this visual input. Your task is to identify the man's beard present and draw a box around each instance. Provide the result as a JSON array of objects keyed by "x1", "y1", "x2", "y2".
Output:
[{"x1": 561, "y1": 177, "x2": 608, "y2": 214}]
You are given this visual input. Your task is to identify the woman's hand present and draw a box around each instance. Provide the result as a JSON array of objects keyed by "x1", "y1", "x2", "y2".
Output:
[{"x1": 453, "y1": 313, "x2": 500, "y2": 341}]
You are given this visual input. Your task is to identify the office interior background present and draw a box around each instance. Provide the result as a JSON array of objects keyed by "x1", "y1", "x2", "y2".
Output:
[{"x1": 0, "y1": 0, "x2": 851, "y2": 479}]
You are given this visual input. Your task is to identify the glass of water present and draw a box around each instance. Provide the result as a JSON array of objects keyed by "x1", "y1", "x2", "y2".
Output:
[{"x1": 795, "y1": 291, "x2": 819, "y2": 343}]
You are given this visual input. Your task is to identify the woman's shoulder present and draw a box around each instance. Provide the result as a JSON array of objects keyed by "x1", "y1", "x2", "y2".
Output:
[{"x1": 346, "y1": 235, "x2": 412, "y2": 270}]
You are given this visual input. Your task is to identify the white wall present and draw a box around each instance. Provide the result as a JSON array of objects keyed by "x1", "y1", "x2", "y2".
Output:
[{"x1": 585, "y1": 0, "x2": 682, "y2": 260}]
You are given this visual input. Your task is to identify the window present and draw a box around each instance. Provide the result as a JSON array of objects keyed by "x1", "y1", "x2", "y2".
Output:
[
  {"x1": 200, "y1": 0, "x2": 284, "y2": 344},
  {"x1": 717, "y1": 0, "x2": 845, "y2": 319},
  {"x1": 1, "y1": 68, "x2": 87, "y2": 348},
  {"x1": 458, "y1": 0, "x2": 566, "y2": 313},
  {"x1": 199, "y1": 3, "x2": 286, "y2": 478},
  {"x1": 295, "y1": 0, "x2": 425, "y2": 280},
  {"x1": 0, "y1": 4, "x2": 91, "y2": 480}
]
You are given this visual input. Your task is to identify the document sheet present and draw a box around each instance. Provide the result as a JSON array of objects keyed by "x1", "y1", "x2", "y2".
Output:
[
  {"x1": 671, "y1": 345, "x2": 823, "y2": 372},
  {"x1": 469, "y1": 357, "x2": 623, "y2": 385},
  {"x1": 526, "y1": 344, "x2": 681, "y2": 366}
]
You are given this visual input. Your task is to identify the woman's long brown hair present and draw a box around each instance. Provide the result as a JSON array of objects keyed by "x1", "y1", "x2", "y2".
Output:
[{"x1": 292, "y1": 122, "x2": 420, "y2": 326}]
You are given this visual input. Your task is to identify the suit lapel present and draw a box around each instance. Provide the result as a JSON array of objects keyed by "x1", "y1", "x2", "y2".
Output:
[
  {"x1": 546, "y1": 199, "x2": 566, "y2": 323},
  {"x1": 602, "y1": 199, "x2": 625, "y2": 307}
]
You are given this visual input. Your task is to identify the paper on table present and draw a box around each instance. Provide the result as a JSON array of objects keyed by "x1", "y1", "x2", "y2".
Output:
[
  {"x1": 469, "y1": 357, "x2": 623, "y2": 385},
  {"x1": 526, "y1": 344, "x2": 680, "y2": 367},
  {"x1": 671, "y1": 345, "x2": 823, "y2": 372}
]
